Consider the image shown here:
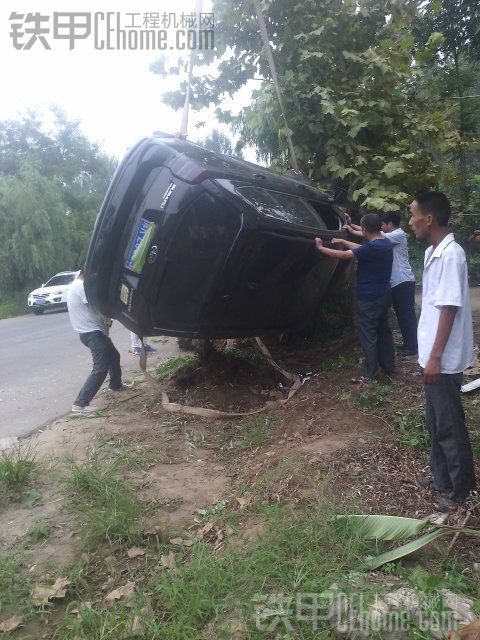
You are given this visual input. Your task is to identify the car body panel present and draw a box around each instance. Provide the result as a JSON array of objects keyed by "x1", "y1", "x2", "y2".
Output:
[{"x1": 85, "y1": 135, "x2": 348, "y2": 338}]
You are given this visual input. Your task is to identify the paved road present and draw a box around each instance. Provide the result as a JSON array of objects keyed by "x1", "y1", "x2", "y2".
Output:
[{"x1": 0, "y1": 309, "x2": 179, "y2": 440}]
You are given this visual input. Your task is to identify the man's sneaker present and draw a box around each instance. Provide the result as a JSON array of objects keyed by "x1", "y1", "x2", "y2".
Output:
[
  {"x1": 72, "y1": 404, "x2": 99, "y2": 413},
  {"x1": 109, "y1": 382, "x2": 134, "y2": 392},
  {"x1": 432, "y1": 495, "x2": 461, "y2": 513},
  {"x1": 129, "y1": 347, "x2": 141, "y2": 356},
  {"x1": 398, "y1": 349, "x2": 418, "y2": 357},
  {"x1": 144, "y1": 344, "x2": 157, "y2": 353}
]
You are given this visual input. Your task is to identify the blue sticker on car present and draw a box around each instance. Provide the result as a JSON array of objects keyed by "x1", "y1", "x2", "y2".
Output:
[{"x1": 125, "y1": 219, "x2": 154, "y2": 272}]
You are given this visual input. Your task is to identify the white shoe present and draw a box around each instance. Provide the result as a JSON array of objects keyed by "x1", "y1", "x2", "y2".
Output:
[{"x1": 71, "y1": 404, "x2": 99, "y2": 413}]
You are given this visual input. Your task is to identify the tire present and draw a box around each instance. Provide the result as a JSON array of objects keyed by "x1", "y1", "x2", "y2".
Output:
[{"x1": 33, "y1": 307, "x2": 45, "y2": 315}]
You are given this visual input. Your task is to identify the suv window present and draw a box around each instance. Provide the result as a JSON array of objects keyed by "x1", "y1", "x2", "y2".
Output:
[
  {"x1": 308, "y1": 201, "x2": 342, "y2": 230},
  {"x1": 44, "y1": 274, "x2": 76, "y2": 287},
  {"x1": 237, "y1": 187, "x2": 325, "y2": 229}
]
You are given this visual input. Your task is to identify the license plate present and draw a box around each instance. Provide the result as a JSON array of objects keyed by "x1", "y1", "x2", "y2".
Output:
[
  {"x1": 120, "y1": 283, "x2": 129, "y2": 305},
  {"x1": 35, "y1": 299, "x2": 46, "y2": 305},
  {"x1": 125, "y1": 219, "x2": 154, "y2": 272}
]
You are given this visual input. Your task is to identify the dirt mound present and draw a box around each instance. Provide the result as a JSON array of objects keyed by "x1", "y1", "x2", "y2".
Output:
[{"x1": 164, "y1": 348, "x2": 287, "y2": 413}]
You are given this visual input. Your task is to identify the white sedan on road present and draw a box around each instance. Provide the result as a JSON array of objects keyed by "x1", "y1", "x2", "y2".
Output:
[{"x1": 28, "y1": 271, "x2": 79, "y2": 315}]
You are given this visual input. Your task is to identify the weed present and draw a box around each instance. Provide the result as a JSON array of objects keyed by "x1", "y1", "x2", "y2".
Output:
[
  {"x1": 95, "y1": 433, "x2": 158, "y2": 471},
  {"x1": 322, "y1": 354, "x2": 358, "y2": 373},
  {"x1": 237, "y1": 413, "x2": 279, "y2": 449},
  {"x1": 185, "y1": 429, "x2": 212, "y2": 453},
  {"x1": 0, "y1": 545, "x2": 33, "y2": 617},
  {"x1": 252, "y1": 455, "x2": 312, "y2": 504},
  {"x1": 357, "y1": 383, "x2": 391, "y2": 409},
  {"x1": 394, "y1": 410, "x2": 429, "y2": 450},
  {"x1": 61, "y1": 448, "x2": 143, "y2": 544},
  {"x1": 225, "y1": 344, "x2": 272, "y2": 368},
  {"x1": 155, "y1": 355, "x2": 198, "y2": 381},
  {"x1": 20, "y1": 489, "x2": 44, "y2": 508},
  {"x1": 0, "y1": 442, "x2": 41, "y2": 493},
  {"x1": 26, "y1": 523, "x2": 51, "y2": 544}
]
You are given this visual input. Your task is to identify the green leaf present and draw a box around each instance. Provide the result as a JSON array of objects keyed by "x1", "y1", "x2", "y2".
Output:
[
  {"x1": 381, "y1": 161, "x2": 406, "y2": 178},
  {"x1": 361, "y1": 529, "x2": 450, "y2": 571},
  {"x1": 427, "y1": 31, "x2": 445, "y2": 49},
  {"x1": 335, "y1": 515, "x2": 431, "y2": 541}
]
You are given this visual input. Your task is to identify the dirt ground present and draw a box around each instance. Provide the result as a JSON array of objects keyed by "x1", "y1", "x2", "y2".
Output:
[{"x1": 2, "y1": 309, "x2": 480, "y2": 637}]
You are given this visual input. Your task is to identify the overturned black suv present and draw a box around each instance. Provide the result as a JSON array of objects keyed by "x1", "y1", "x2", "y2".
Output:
[{"x1": 85, "y1": 134, "x2": 348, "y2": 339}]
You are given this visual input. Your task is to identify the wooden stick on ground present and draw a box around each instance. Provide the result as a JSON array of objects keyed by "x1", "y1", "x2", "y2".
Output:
[{"x1": 447, "y1": 509, "x2": 472, "y2": 554}]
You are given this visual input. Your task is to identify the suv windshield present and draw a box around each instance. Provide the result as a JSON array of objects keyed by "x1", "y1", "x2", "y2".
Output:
[{"x1": 44, "y1": 274, "x2": 76, "y2": 287}]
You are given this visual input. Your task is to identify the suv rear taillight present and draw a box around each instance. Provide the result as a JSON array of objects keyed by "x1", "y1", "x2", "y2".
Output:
[{"x1": 170, "y1": 156, "x2": 215, "y2": 184}]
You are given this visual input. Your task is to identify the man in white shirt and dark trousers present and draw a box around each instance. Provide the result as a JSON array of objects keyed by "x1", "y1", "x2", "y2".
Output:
[
  {"x1": 380, "y1": 212, "x2": 418, "y2": 356},
  {"x1": 409, "y1": 191, "x2": 476, "y2": 512},
  {"x1": 67, "y1": 270, "x2": 124, "y2": 413}
]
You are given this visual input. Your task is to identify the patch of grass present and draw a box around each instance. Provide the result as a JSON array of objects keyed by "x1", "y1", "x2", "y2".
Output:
[
  {"x1": 0, "y1": 290, "x2": 28, "y2": 319},
  {"x1": 56, "y1": 499, "x2": 369, "y2": 639},
  {"x1": 0, "y1": 442, "x2": 41, "y2": 494},
  {"x1": 237, "y1": 413, "x2": 280, "y2": 449},
  {"x1": 0, "y1": 545, "x2": 34, "y2": 618},
  {"x1": 322, "y1": 354, "x2": 358, "y2": 373},
  {"x1": 95, "y1": 433, "x2": 160, "y2": 471},
  {"x1": 225, "y1": 344, "x2": 272, "y2": 368},
  {"x1": 394, "y1": 409, "x2": 429, "y2": 450},
  {"x1": 357, "y1": 382, "x2": 392, "y2": 409},
  {"x1": 61, "y1": 448, "x2": 144, "y2": 544},
  {"x1": 26, "y1": 523, "x2": 51, "y2": 544},
  {"x1": 251, "y1": 455, "x2": 312, "y2": 505},
  {"x1": 20, "y1": 489, "x2": 44, "y2": 508},
  {"x1": 155, "y1": 355, "x2": 198, "y2": 381}
]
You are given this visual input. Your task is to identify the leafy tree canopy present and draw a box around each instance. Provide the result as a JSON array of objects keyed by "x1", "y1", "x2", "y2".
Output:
[
  {"x1": 0, "y1": 108, "x2": 116, "y2": 296},
  {"x1": 153, "y1": 0, "x2": 471, "y2": 211}
]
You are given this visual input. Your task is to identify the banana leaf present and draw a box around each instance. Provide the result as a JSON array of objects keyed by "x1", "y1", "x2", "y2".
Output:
[
  {"x1": 336, "y1": 514, "x2": 480, "y2": 572},
  {"x1": 335, "y1": 515, "x2": 432, "y2": 540},
  {"x1": 362, "y1": 528, "x2": 451, "y2": 570}
]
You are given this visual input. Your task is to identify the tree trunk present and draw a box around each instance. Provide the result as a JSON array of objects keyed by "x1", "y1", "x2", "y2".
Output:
[{"x1": 453, "y1": 51, "x2": 469, "y2": 207}]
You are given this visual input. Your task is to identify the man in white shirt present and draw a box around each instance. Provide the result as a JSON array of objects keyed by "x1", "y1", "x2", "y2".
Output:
[
  {"x1": 409, "y1": 191, "x2": 476, "y2": 512},
  {"x1": 380, "y1": 211, "x2": 418, "y2": 356},
  {"x1": 67, "y1": 270, "x2": 124, "y2": 413}
]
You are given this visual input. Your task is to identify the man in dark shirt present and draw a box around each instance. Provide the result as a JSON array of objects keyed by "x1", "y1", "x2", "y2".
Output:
[{"x1": 315, "y1": 213, "x2": 395, "y2": 380}]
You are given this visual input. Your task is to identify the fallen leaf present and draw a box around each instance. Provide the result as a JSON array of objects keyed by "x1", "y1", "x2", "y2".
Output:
[
  {"x1": 183, "y1": 539, "x2": 194, "y2": 547},
  {"x1": 225, "y1": 526, "x2": 234, "y2": 536},
  {"x1": 127, "y1": 547, "x2": 146, "y2": 558},
  {"x1": 32, "y1": 578, "x2": 71, "y2": 605},
  {"x1": 451, "y1": 621, "x2": 480, "y2": 640},
  {"x1": 197, "y1": 521, "x2": 214, "y2": 538},
  {"x1": 169, "y1": 537, "x2": 184, "y2": 545},
  {"x1": 236, "y1": 495, "x2": 252, "y2": 508},
  {"x1": 130, "y1": 616, "x2": 144, "y2": 635},
  {"x1": 160, "y1": 552, "x2": 176, "y2": 570},
  {"x1": 105, "y1": 581, "x2": 135, "y2": 602},
  {"x1": 0, "y1": 616, "x2": 23, "y2": 632}
]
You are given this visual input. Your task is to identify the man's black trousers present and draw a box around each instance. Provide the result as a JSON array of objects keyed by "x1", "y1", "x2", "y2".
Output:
[
  {"x1": 356, "y1": 293, "x2": 395, "y2": 380},
  {"x1": 391, "y1": 280, "x2": 418, "y2": 353},
  {"x1": 424, "y1": 372, "x2": 476, "y2": 503},
  {"x1": 74, "y1": 331, "x2": 122, "y2": 407}
]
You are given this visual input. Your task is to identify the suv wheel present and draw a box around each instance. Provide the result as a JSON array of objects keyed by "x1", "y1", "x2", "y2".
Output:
[{"x1": 33, "y1": 308, "x2": 45, "y2": 315}]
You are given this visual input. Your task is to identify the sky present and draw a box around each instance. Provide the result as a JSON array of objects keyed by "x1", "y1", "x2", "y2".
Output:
[{"x1": 1, "y1": 0, "x2": 253, "y2": 160}]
